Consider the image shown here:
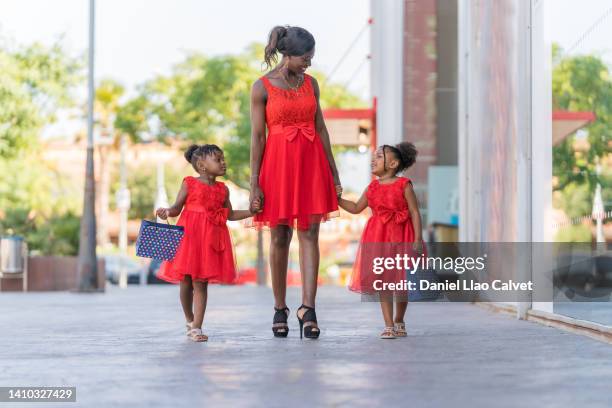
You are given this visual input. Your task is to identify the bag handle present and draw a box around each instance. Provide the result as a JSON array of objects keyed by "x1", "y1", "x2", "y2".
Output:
[{"x1": 154, "y1": 211, "x2": 175, "y2": 226}]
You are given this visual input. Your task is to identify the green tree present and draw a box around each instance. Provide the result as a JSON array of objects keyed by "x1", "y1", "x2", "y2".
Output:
[
  {"x1": 552, "y1": 44, "x2": 611, "y2": 196},
  {"x1": 0, "y1": 41, "x2": 81, "y2": 158},
  {"x1": 0, "y1": 39, "x2": 82, "y2": 254},
  {"x1": 119, "y1": 43, "x2": 365, "y2": 190},
  {"x1": 552, "y1": 44, "x2": 612, "y2": 242}
]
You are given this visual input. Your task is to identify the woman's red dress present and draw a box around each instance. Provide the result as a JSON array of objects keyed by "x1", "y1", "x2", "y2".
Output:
[{"x1": 248, "y1": 74, "x2": 339, "y2": 231}]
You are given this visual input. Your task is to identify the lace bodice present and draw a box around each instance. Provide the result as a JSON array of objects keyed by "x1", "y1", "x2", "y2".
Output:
[
  {"x1": 183, "y1": 176, "x2": 227, "y2": 210},
  {"x1": 367, "y1": 178, "x2": 411, "y2": 224},
  {"x1": 261, "y1": 74, "x2": 317, "y2": 128}
]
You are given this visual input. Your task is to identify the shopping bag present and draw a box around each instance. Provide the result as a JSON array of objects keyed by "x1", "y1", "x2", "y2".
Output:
[{"x1": 135, "y1": 219, "x2": 184, "y2": 261}]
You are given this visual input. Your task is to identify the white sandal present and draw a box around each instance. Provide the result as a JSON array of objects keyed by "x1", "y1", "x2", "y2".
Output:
[
  {"x1": 394, "y1": 322, "x2": 407, "y2": 337},
  {"x1": 188, "y1": 328, "x2": 208, "y2": 342},
  {"x1": 185, "y1": 321, "x2": 193, "y2": 336},
  {"x1": 380, "y1": 326, "x2": 397, "y2": 339}
]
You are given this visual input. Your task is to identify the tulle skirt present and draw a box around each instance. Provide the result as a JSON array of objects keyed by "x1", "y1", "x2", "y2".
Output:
[
  {"x1": 157, "y1": 209, "x2": 236, "y2": 284},
  {"x1": 349, "y1": 216, "x2": 427, "y2": 294},
  {"x1": 246, "y1": 130, "x2": 339, "y2": 231}
]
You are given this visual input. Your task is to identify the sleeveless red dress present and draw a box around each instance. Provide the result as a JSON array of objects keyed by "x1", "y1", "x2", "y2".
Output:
[
  {"x1": 157, "y1": 176, "x2": 236, "y2": 284},
  {"x1": 248, "y1": 74, "x2": 339, "y2": 231},
  {"x1": 349, "y1": 177, "x2": 427, "y2": 294}
]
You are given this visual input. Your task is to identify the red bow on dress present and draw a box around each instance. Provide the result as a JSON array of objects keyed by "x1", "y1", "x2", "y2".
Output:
[
  {"x1": 279, "y1": 122, "x2": 316, "y2": 142},
  {"x1": 377, "y1": 207, "x2": 409, "y2": 225},
  {"x1": 206, "y1": 207, "x2": 229, "y2": 252},
  {"x1": 377, "y1": 207, "x2": 410, "y2": 243}
]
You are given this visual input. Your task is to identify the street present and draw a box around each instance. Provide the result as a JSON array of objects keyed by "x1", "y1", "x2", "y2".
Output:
[{"x1": 0, "y1": 285, "x2": 611, "y2": 407}]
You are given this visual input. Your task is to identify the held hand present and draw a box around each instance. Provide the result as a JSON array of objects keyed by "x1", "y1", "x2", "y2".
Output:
[
  {"x1": 249, "y1": 186, "x2": 264, "y2": 212},
  {"x1": 335, "y1": 184, "x2": 343, "y2": 198},
  {"x1": 156, "y1": 207, "x2": 170, "y2": 220},
  {"x1": 412, "y1": 241, "x2": 423, "y2": 255},
  {"x1": 249, "y1": 197, "x2": 263, "y2": 214}
]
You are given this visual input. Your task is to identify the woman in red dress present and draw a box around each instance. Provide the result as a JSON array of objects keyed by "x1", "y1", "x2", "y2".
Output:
[{"x1": 248, "y1": 26, "x2": 342, "y2": 339}]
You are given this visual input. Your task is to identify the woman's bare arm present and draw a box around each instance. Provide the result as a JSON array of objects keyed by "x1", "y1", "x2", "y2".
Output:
[
  {"x1": 312, "y1": 77, "x2": 341, "y2": 190},
  {"x1": 250, "y1": 80, "x2": 267, "y2": 201}
]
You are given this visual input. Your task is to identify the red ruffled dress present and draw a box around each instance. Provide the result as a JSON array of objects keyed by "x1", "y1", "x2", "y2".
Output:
[
  {"x1": 156, "y1": 176, "x2": 236, "y2": 284},
  {"x1": 349, "y1": 177, "x2": 427, "y2": 294},
  {"x1": 248, "y1": 74, "x2": 339, "y2": 231}
]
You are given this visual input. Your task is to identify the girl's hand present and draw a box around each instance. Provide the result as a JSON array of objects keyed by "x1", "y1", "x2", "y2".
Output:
[
  {"x1": 156, "y1": 208, "x2": 170, "y2": 220},
  {"x1": 412, "y1": 241, "x2": 423, "y2": 255}
]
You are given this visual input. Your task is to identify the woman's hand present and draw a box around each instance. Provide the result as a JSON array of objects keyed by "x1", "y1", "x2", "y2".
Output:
[
  {"x1": 156, "y1": 207, "x2": 170, "y2": 220},
  {"x1": 335, "y1": 184, "x2": 343, "y2": 198},
  {"x1": 249, "y1": 197, "x2": 263, "y2": 214},
  {"x1": 250, "y1": 185, "x2": 264, "y2": 213},
  {"x1": 334, "y1": 174, "x2": 342, "y2": 198}
]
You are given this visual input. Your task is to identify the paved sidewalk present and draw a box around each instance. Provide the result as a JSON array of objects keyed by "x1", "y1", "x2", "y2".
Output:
[{"x1": 0, "y1": 285, "x2": 610, "y2": 408}]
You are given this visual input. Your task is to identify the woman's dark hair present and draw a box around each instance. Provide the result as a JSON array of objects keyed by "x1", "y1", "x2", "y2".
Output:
[
  {"x1": 264, "y1": 25, "x2": 315, "y2": 70},
  {"x1": 383, "y1": 142, "x2": 417, "y2": 175},
  {"x1": 184, "y1": 144, "x2": 223, "y2": 171}
]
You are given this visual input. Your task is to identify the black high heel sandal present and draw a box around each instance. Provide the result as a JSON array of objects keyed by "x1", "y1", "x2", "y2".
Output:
[
  {"x1": 272, "y1": 306, "x2": 290, "y2": 338},
  {"x1": 297, "y1": 305, "x2": 320, "y2": 339}
]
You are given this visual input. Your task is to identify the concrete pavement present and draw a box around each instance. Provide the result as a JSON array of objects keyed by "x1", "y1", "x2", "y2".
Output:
[{"x1": 0, "y1": 285, "x2": 611, "y2": 408}]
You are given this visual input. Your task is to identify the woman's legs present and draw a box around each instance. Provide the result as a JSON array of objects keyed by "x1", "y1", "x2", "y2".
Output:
[
  {"x1": 192, "y1": 280, "x2": 208, "y2": 329},
  {"x1": 270, "y1": 225, "x2": 293, "y2": 309},
  {"x1": 180, "y1": 275, "x2": 194, "y2": 323},
  {"x1": 296, "y1": 223, "x2": 320, "y2": 309}
]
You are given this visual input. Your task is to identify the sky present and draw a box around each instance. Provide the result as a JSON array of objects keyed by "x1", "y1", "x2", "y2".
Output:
[
  {"x1": 1, "y1": 0, "x2": 610, "y2": 98},
  {"x1": 0, "y1": 0, "x2": 610, "y2": 140},
  {"x1": 546, "y1": 0, "x2": 612, "y2": 60},
  {"x1": 0, "y1": 0, "x2": 371, "y2": 99}
]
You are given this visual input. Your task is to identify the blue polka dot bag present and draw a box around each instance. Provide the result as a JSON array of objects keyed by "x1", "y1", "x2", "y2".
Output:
[{"x1": 135, "y1": 219, "x2": 185, "y2": 261}]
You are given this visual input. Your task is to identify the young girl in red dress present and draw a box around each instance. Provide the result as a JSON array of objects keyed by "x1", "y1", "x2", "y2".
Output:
[
  {"x1": 156, "y1": 144, "x2": 261, "y2": 342},
  {"x1": 337, "y1": 142, "x2": 426, "y2": 339}
]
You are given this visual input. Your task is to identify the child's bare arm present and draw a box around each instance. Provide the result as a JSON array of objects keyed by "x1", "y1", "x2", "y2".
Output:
[
  {"x1": 156, "y1": 180, "x2": 187, "y2": 219},
  {"x1": 338, "y1": 188, "x2": 368, "y2": 214},
  {"x1": 404, "y1": 182, "x2": 423, "y2": 242},
  {"x1": 225, "y1": 186, "x2": 260, "y2": 221}
]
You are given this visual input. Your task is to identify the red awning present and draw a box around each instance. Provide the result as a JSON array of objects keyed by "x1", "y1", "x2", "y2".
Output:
[{"x1": 553, "y1": 111, "x2": 596, "y2": 145}]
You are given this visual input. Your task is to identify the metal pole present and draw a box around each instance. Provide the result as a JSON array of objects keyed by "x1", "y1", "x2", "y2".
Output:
[
  {"x1": 77, "y1": 0, "x2": 99, "y2": 292},
  {"x1": 118, "y1": 133, "x2": 130, "y2": 288}
]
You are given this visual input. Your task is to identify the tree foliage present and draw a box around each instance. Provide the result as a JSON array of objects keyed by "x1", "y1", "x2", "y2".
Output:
[
  {"x1": 0, "y1": 41, "x2": 81, "y2": 158},
  {"x1": 117, "y1": 43, "x2": 365, "y2": 189},
  {"x1": 552, "y1": 44, "x2": 611, "y2": 196}
]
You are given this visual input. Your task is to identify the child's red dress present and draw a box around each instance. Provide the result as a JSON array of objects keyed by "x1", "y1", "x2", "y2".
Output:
[
  {"x1": 157, "y1": 176, "x2": 236, "y2": 284},
  {"x1": 349, "y1": 177, "x2": 427, "y2": 294},
  {"x1": 248, "y1": 74, "x2": 339, "y2": 231}
]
